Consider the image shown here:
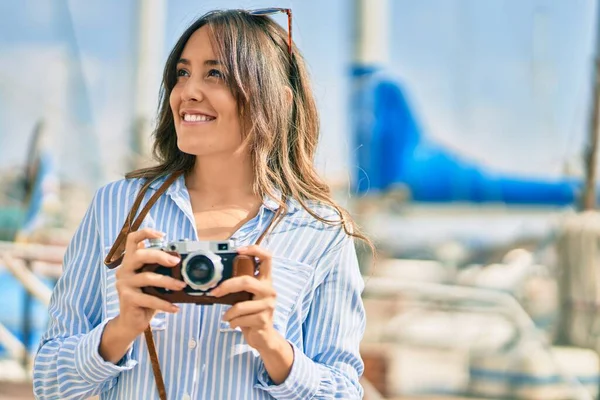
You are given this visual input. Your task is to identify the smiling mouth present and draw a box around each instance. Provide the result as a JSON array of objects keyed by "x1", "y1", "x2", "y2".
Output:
[{"x1": 181, "y1": 113, "x2": 216, "y2": 123}]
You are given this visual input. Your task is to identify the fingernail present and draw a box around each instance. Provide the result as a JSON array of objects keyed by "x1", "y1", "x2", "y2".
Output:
[
  {"x1": 169, "y1": 256, "x2": 181, "y2": 263},
  {"x1": 177, "y1": 281, "x2": 187, "y2": 288},
  {"x1": 171, "y1": 305, "x2": 179, "y2": 313}
]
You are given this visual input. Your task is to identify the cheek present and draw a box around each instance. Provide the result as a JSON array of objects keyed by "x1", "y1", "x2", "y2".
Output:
[
  {"x1": 218, "y1": 96, "x2": 241, "y2": 126},
  {"x1": 169, "y1": 88, "x2": 181, "y2": 114}
]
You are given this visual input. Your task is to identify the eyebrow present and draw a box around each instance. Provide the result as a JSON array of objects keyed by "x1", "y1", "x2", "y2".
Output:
[{"x1": 177, "y1": 58, "x2": 223, "y2": 66}]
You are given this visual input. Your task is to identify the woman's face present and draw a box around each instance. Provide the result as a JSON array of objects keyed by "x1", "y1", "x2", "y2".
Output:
[{"x1": 169, "y1": 26, "x2": 243, "y2": 158}]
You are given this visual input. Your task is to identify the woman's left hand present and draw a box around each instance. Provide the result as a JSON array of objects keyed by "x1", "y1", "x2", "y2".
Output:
[
  {"x1": 209, "y1": 245, "x2": 281, "y2": 351},
  {"x1": 210, "y1": 245, "x2": 294, "y2": 384}
]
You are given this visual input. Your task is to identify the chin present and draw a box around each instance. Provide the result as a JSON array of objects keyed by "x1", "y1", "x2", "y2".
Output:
[
  {"x1": 177, "y1": 143, "x2": 208, "y2": 157},
  {"x1": 175, "y1": 131, "x2": 244, "y2": 158},
  {"x1": 176, "y1": 138, "x2": 221, "y2": 157}
]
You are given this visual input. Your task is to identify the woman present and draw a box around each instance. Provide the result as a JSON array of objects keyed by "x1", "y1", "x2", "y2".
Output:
[{"x1": 34, "y1": 9, "x2": 369, "y2": 400}]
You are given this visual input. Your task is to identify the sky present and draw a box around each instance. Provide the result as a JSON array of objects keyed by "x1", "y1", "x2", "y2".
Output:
[{"x1": 0, "y1": 0, "x2": 597, "y2": 188}]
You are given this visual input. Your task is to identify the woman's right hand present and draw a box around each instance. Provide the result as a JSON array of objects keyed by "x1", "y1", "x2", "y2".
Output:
[
  {"x1": 113, "y1": 228, "x2": 186, "y2": 337},
  {"x1": 100, "y1": 228, "x2": 186, "y2": 364}
]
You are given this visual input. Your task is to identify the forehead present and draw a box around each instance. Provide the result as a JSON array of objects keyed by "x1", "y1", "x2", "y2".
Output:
[{"x1": 180, "y1": 25, "x2": 217, "y2": 60}]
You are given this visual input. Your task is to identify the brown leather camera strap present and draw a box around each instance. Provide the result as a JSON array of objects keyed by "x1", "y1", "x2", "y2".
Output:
[
  {"x1": 143, "y1": 327, "x2": 166, "y2": 400},
  {"x1": 255, "y1": 204, "x2": 284, "y2": 247},
  {"x1": 104, "y1": 171, "x2": 183, "y2": 269},
  {"x1": 104, "y1": 172, "x2": 285, "y2": 400}
]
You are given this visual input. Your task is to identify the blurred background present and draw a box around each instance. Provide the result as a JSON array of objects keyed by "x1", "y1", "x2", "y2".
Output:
[{"x1": 2, "y1": 0, "x2": 600, "y2": 399}]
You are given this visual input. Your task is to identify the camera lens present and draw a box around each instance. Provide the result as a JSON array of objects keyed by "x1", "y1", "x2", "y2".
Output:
[
  {"x1": 184, "y1": 255, "x2": 214, "y2": 285},
  {"x1": 181, "y1": 250, "x2": 223, "y2": 291}
]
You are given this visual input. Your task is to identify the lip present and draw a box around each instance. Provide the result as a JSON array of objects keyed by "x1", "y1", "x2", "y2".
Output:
[
  {"x1": 180, "y1": 118, "x2": 214, "y2": 126},
  {"x1": 179, "y1": 109, "x2": 217, "y2": 118},
  {"x1": 178, "y1": 109, "x2": 217, "y2": 125}
]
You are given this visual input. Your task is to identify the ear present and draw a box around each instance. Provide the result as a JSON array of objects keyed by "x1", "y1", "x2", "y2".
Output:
[{"x1": 284, "y1": 86, "x2": 293, "y2": 106}]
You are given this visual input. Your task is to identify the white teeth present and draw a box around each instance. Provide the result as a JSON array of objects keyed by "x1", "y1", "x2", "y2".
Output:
[{"x1": 183, "y1": 113, "x2": 214, "y2": 122}]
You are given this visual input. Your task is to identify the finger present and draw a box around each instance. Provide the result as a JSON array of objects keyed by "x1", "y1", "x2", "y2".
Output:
[
  {"x1": 120, "y1": 289, "x2": 179, "y2": 313},
  {"x1": 236, "y1": 245, "x2": 272, "y2": 280},
  {"x1": 222, "y1": 299, "x2": 274, "y2": 322},
  {"x1": 236, "y1": 245, "x2": 272, "y2": 263},
  {"x1": 124, "y1": 228, "x2": 164, "y2": 260},
  {"x1": 209, "y1": 275, "x2": 275, "y2": 298},
  {"x1": 228, "y1": 313, "x2": 271, "y2": 330},
  {"x1": 128, "y1": 271, "x2": 187, "y2": 291},
  {"x1": 122, "y1": 248, "x2": 180, "y2": 272},
  {"x1": 134, "y1": 249, "x2": 180, "y2": 268}
]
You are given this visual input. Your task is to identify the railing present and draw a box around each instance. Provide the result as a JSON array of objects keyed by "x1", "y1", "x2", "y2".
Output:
[
  {"x1": 362, "y1": 277, "x2": 594, "y2": 400},
  {"x1": 0, "y1": 241, "x2": 64, "y2": 380}
]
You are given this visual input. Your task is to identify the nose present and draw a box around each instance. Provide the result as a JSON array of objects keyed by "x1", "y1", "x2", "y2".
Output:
[{"x1": 180, "y1": 76, "x2": 205, "y2": 103}]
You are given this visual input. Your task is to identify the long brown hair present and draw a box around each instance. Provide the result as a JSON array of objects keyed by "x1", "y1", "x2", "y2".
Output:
[{"x1": 127, "y1": 9, "x2": 373, "y2": 250}]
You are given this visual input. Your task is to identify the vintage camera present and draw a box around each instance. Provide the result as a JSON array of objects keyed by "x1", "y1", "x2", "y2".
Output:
[{"x1": 140, "y1": 239, "x2": 258, "y2": 305}]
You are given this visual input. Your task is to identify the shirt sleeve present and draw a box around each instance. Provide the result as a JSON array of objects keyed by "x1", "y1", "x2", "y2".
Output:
[
  {"x1": 33, "y1": 191, "x2": 137, "y2": 400},
  {"x1": 256, "y1": 232, "x2": 366, "y2": 399}
]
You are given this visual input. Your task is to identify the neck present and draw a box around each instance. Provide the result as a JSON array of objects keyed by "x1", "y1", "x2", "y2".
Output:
[{"x1": 185, "y1": 150, "x2": 257, "y2": 204}]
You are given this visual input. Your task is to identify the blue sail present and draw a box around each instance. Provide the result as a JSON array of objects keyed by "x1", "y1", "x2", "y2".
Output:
[{"x1": 353, "y1": 68, "x2": 583, "y2": 205}]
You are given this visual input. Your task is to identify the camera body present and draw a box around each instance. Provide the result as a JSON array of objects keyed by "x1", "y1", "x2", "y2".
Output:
[{"x1": 140, "y1": 238, "x2": 258, "y2": 305}]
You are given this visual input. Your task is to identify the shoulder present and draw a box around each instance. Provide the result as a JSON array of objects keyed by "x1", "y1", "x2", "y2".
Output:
[
  {"x1": 88, "y1": 177, "x2": 147, "y2": 242},
  {"x1": 91, "y1": 177, "x2": 146, "y2": 209},
  {"x1": 94, "y1": 177, "x2": 145, "y2": 199},
  {"x1": 282, "y1": 198, "x2": 354, "y2": 257},
  {"x1": 287, "y1": 199, "x2": 343, "y2": 227}
]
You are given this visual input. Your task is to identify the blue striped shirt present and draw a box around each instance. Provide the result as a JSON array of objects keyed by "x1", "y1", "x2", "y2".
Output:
[{"x1": 33, "y1": 173, "x2": 366, "y2": 399}]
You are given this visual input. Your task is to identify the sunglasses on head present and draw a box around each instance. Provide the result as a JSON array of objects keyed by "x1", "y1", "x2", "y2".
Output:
[{"x1": 248, "y1": 8, "x2": 293, "y2": 58}]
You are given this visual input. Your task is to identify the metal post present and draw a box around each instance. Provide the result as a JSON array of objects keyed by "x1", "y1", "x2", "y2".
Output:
[
  {"x1": 131, "y1": 0, "x2": 167, "y2": 169},
  {"x1": 582, "y1": 1, "x2": 600, "y2": 210},
  {"x1": 351, "y1": 0, "x2": 390, "y2": 275},
  {"x1": 353, "y1": 0, "x2": 389, "y2": 68}
]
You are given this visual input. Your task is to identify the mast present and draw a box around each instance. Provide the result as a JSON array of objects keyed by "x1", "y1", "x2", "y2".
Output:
[
  {"x1": 582, "y1": 1, "x2": 600, "y2": 210},
  {"x1": 351, "y1": 0, "x2": 391, "y2": 276},
  {"x1": 131, "y1": 0, "x2": 167, "y2": 169},
  {"x1": 353, "y1": 0, "x2": 389, "y2": 72}
]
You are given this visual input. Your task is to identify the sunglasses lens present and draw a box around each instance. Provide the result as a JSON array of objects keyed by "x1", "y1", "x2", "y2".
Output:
[
  {"x1": 247, "y1": 8, "x2": 292, "y2": 56},
  {"x1": 249, "y1": 8, "x2": 283, "y2": 16}
]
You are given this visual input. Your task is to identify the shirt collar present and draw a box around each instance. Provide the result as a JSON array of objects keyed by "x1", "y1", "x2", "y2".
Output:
[{"x1": 146, "y1": 172, "x2": 298, "y2": 214}]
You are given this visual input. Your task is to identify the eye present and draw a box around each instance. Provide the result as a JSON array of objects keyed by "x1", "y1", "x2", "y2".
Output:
[
  {"x1": 176, "y1": 68, "x2": 189, "y2": 77},
  {"x1": 207, "y1": 69, "x2": 224, "y2": 79}
]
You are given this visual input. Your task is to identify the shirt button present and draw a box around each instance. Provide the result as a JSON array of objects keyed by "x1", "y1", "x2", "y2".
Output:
[
  {"x1": 182, "y1": 394, "x2": 191, "y2": 400},
  {"x1": 188, "y1": 339, "x2": 197, "y2": 349}
]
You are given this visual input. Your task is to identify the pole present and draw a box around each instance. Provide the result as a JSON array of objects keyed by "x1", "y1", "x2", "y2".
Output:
[
  {"x1": 353, "y1": 0, "x2": 389, "y2": 69},
  {"x1": 351, "y1": 0, "x2": 390, "y2": 275},
  {"x1": 131, "y1": 0, "x2": 167, "y2": 169},
  {"x1": 582, "y1": 1, "x2": 600, "y2": 210}
]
